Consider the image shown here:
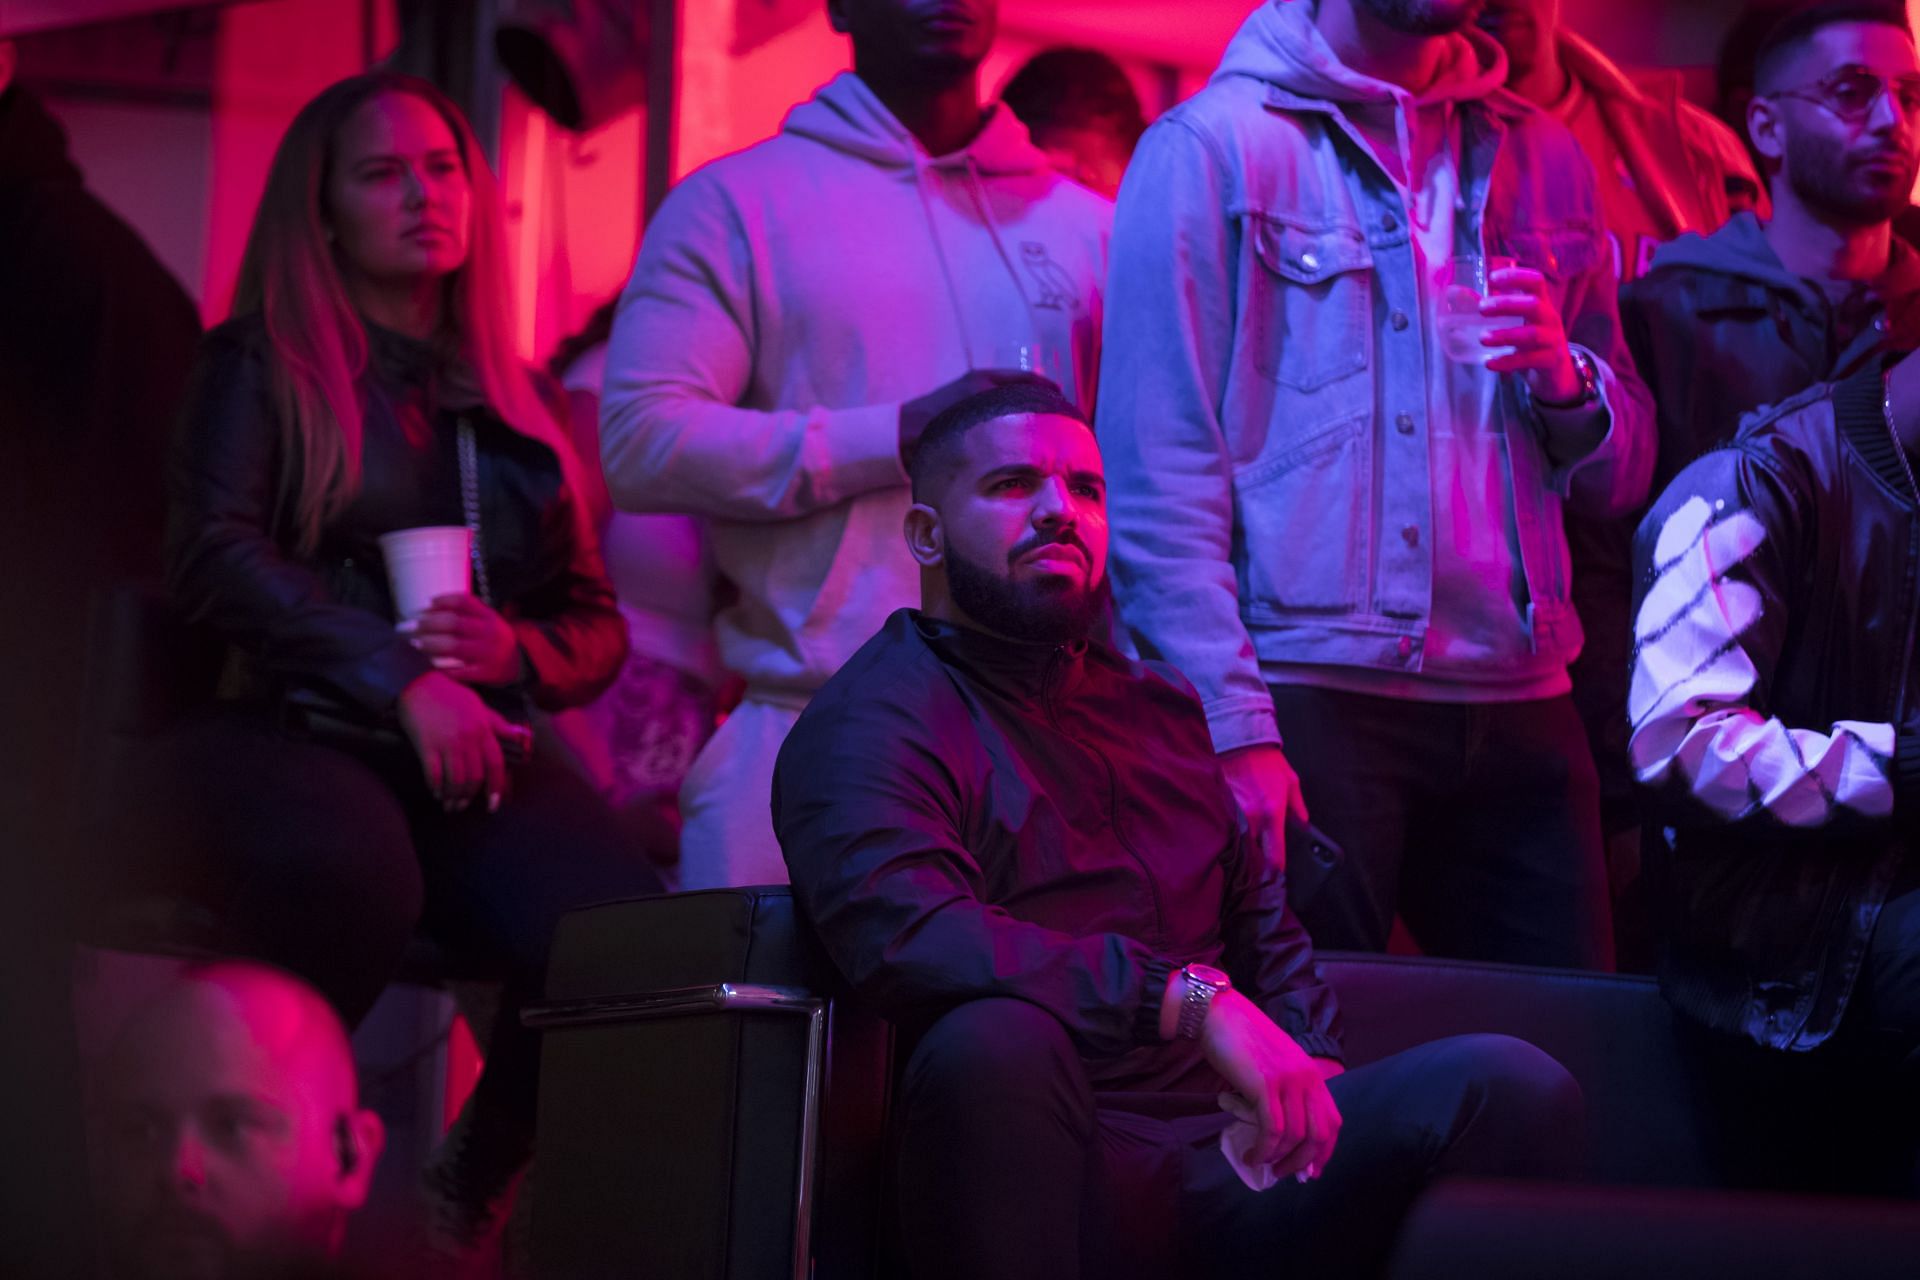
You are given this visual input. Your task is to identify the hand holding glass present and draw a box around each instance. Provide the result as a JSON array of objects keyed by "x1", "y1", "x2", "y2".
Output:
[{"x1": 1438, "y1": 255, "x2": 1521, "y2": 366}]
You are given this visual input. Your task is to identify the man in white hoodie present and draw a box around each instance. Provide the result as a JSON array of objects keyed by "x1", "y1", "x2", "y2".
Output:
[
  {"x1": 1101, "y1": 0, "x2": 1653, "y2": 969},
  {"x1": 600, "y1": 0, "x2": 1111, "y2": 888}
]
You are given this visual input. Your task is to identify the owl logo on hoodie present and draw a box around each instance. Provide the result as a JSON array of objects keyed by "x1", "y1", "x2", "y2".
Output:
[{"x1": 1021, "y1": 242, "x2": 1079, "y2": 312}]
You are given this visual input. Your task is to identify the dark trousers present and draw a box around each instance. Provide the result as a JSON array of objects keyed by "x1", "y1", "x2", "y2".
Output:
[
  {"x1": 1681, "y1": 875, "x2": 1920, "y2": 1196},
  {"x1": 114, "y1": 705, "x2": 661, "y2": 1136},
  {"x1": 1270, "y1": 685, "x2": 1613, "y2": 970},
  {"x1": 894, "y1": 999, "x2": 1584, "y2": 1280}
]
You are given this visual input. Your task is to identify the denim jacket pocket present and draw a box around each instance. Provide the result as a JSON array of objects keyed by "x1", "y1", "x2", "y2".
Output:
[
  {"x1": 1247, "y1": 216, "x2": 1374, "y2": 392},
  {"x1": 1233, "y1": 414, "x2": 1370, "y2": 615}
]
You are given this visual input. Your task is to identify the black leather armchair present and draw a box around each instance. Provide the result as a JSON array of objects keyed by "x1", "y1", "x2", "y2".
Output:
[
  {"x1": 527, "y1": 887, "x2": 894, "y2": 1280},
  {"x1": 527, "y1": 886, "x2": 1920, "y2": 1279}
]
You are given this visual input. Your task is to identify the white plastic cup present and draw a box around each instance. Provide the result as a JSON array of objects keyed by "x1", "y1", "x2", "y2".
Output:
[{"x1": 378, "y1": 526, "x2": 472, "y2": 623}]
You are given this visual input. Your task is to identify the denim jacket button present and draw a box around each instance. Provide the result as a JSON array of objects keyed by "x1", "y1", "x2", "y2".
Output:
[
  {"x1": 1395, "y1": 412, "x2": 1414, "y2": 434},
  {"x1": 1401, "y1": 524, "x2": 1420, "y2": 547},
  {"x1": 1381, "y1": 213, "x2": 1398, "y2": 232},
  {"x1": 1391, "y1": 310, "x2": 1409, "y2": 331},
  {"x1": 1397, "y1": 636, "x2": 1414, "y2": 659}
]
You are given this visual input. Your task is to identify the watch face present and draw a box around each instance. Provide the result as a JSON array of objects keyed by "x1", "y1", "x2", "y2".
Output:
[{"x1": 1187, "y1": 963, "x2": 1232, "y2": 990}]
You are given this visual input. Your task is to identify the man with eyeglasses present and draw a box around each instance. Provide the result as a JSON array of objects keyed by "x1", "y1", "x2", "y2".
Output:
[{"x1": 1626, "y1": 0, "x2": 1920, "y2": 510}]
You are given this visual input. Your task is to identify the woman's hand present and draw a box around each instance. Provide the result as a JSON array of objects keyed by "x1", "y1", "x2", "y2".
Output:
[
  {"x1": 407, "y1": 593, "x2": 524, "y2": 687},
  {"x1": 396, "y1": 671, "x2": 520, "y2": 813}
]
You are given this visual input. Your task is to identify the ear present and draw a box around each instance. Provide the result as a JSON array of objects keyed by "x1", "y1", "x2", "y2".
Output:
[
  {"x1": 903, "y1": 502, "x2": 946, "y2": 568},
  {"x1": 334, "y1": 1110, "x2": 386, "y2": 1209},
  {"x1": 1747, "y1": 94, "x2": 1786, "y2": 166}
]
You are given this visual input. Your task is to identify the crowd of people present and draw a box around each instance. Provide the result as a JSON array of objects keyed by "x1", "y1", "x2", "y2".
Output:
[{"x1": 10, "y1": 0, "x2": 1920, "y2": 1275}]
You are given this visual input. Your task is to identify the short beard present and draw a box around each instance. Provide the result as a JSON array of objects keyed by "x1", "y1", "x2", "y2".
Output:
[
  {"x1": 943, "y1": 542, "x2": 1105, "y2": 646},
  {"x1": 1356, "y1": 0, "x2": 1482, "y2": 36},
  {"x1": 1784, "y1": 128, "x2": 1917, "y2": 227}
]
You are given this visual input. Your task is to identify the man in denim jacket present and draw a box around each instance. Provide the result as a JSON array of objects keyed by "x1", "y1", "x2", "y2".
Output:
[{"x1": 1099, "y1": 0, "x2": 1653, "y2": 969}]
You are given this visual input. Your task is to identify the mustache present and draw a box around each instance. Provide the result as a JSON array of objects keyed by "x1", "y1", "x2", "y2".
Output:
[{"x1": 1007, "y1": 529, "x2": 1090, "y2": 567}]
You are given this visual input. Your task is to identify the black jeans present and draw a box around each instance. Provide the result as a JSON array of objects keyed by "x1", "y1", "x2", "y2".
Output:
[
  {"x1": 114, "y1": 704, "x2": 661, "y2": 1138},
  {"x1": 894, "y1": 999, "x2": 1584, "y2": 1280},
  {"x1": 1269, "y1": 685, "x2": 1613, "y2": 970},
  {"x1": 1679, "y1": 874, "x2": 1920, "y2": 1196}
]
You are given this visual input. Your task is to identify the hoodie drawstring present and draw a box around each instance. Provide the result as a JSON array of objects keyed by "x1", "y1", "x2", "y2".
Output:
[
  {"x1": 964, "y1": 154, "x2": 1047, "y2": 345},
  {"x1": 907, "y1": 152, "x2": 1051, "y2": 376},
  {"x1": 912, "y1": 155, "x2": 981, "y2": 370}
]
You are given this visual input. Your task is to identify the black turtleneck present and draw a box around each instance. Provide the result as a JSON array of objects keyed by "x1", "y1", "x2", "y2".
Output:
[{"x1": 774, "y1": 607, "x2": 1343, "y2": 1088}]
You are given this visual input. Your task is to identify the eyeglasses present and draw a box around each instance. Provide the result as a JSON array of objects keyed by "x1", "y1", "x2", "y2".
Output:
[{"x1": 1772, "y1": 65, "x2": 1920, "y2": 124}]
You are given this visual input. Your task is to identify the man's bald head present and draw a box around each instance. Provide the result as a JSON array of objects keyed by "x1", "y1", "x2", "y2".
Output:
[
  {"x1": 97, "y1": 962, "x2": 383, "y2": 1280},
  {"x1": 109, "y1": 962, "x2": 358, "y2": 1095}
]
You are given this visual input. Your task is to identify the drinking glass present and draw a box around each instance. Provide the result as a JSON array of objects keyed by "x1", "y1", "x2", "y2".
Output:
[{"x1": 1437, "y1": 254, "x2": 1521, "y2": 366}]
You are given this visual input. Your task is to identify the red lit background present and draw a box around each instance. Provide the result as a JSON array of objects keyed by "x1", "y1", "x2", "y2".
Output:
[{"x1": 9, "y1": 0, "x2": 1873, "y2": 370}]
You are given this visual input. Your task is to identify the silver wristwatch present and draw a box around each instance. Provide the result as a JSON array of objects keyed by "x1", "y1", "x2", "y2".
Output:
[{"x1": 1175, "y1": 963, "x2": 1233, "y2": 1040}]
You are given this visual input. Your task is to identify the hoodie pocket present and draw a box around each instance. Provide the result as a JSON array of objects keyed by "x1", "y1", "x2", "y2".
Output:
[
  {"x1": 1247, "y1": 216, "x2": 1374, "y2": 392},
  {"x1": 1233, "y1": 414, "x2": 1370, "y2": 615}
]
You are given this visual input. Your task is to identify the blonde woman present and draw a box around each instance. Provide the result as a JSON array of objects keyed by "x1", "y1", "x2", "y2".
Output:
[{"x1": 156, "y1": 72, "x2": 658, "y2": 1256}]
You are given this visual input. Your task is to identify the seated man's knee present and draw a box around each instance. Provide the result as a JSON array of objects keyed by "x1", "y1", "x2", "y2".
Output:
[
  {"x1": 903, "y1": 999, "x2": 1087, "y2": 1118},
  {"x1": 1440, "y1": 1033, "x2": 1585, "y2": 1175},
  {"x1": 1468, "y1": 1034, "x2": 1582, "y2": 1116}
]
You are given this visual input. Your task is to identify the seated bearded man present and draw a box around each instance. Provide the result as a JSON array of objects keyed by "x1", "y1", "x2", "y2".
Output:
[{"x1": 773, "y1": 382, "x2": 1586, "y2": 1279}]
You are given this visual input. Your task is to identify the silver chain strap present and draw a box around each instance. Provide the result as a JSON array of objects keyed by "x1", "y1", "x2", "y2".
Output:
[{"x1": 456, "y1": 417, "x2": 494, "y2": 606}]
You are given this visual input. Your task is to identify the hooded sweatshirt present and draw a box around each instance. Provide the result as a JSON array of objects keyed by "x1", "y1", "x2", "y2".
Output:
[
  {"x1": 1224, "y1": 1, "x2": 1581, "y2": 700},
  {"x1": 600, "y1": 72, "x2": 1112, "y2": 702}
]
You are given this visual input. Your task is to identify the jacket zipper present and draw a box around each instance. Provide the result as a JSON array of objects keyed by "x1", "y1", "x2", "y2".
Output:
[
  {"x1": 1883, "y1": 394, "x2": 1920, "y2": 721},
  {"x1": 1041, "y1": 647, "x2": 1170, "y2": 949}
]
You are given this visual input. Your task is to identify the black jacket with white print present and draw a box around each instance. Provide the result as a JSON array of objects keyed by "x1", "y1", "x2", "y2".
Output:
[{"x1": 1630, "y1": 363, "x2": 1920, "y2": 1051}]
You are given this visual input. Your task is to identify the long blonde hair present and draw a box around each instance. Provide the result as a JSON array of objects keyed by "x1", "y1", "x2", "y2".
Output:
[{"x1": 233, "y1": 72, "x2": 570, "y2": 554}]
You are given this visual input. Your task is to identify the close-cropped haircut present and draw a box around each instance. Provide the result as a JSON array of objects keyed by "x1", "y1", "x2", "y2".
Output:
[
  {"x1": 908, "y1": 381, "x2": 1091, "y2": 503},
  {"x1": 1753, "y1": 0, "x2": 1912, "y2": 90}
]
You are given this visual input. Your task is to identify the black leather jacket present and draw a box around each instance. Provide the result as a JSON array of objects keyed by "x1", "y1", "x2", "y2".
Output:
[
  {"x1": 168, "y1": 315, "x2": 625, "y2": 716},
  {"x1": 773, "y1": 609, "x2": 1341, "y2": 1088},
  {"x1": 1569, "y1": 216, "x2": 1920, "y2": 837},
  {"x1": 1630, "y1": 367, "x2": 1920, "y2": 1050}
]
